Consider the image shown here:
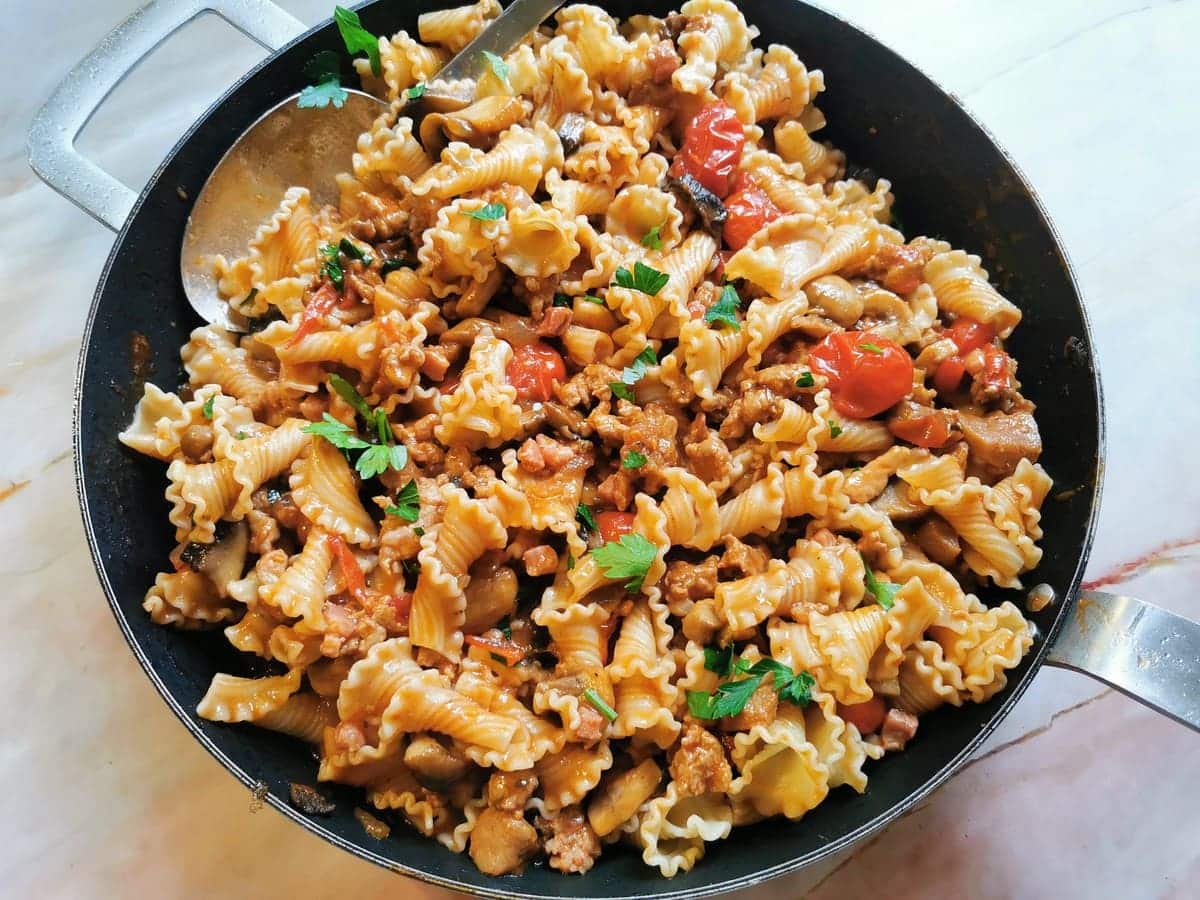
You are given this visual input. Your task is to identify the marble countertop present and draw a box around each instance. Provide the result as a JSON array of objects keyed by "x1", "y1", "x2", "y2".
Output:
[{"x1": 3, "y1": 0, "x2": 1198, "y2": 897}]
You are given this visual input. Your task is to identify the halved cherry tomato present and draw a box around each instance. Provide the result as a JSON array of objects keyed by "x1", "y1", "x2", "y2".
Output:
[
  {"x1": 390, "y1": 592, "x2": 413, "y2": 625},
  {"x1": 945, "y1": 317, "x2": 996, "y2": 355},
  {"x1": 669, "y1": 101, "x2": 746, "y2": 198},
  {"x1": 596, "y1": 511, "x2": 636, "y2": 544},
  {"x1": 506, "y1": 341, "x2": 566, "y2": 402},
  {"x1": 932, "y1": 356, "x2": 967, "y2": 394},
  {"x1": 288, "y1": 281, "x2": 339, "y2": 347},
  {"x1": 464, "y1": 633, "x2": 529, "y2": 667},
  {"x1": 807, "y1": 331, "x2": 914, "y2": 418},
  {"x1": 838, "y1": 697, "x2": 887, "y2": 735},
  {"x1": 326, "y1": 534, "x2": 367, "y2": 602},
  {"x1": 723, "y1": 176, "x2": 782, "y2": 250},
  {"x1": 889, "y1": 410, "x2": 953, "y2": 448}
]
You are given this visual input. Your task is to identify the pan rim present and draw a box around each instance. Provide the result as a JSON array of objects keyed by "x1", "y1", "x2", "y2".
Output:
[{"x1": 71, "y1": 1, "x2": 1107, "y2": 896}]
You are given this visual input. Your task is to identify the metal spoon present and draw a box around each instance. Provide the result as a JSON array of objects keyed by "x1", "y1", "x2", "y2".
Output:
[{"x1": 182, "y1": 0, "x2": 564, "y2": 332}]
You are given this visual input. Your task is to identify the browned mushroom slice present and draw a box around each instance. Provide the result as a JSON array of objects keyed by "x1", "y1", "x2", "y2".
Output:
[
  {"x1": 556, "y1": 112, "x2": 588, "y2": 156},
  {"x1": 668, "y1": 172, "x2": 727, "y2": 234},
  {"x1": 419, "y1": 95, "x2": 529, "y2": 157}
]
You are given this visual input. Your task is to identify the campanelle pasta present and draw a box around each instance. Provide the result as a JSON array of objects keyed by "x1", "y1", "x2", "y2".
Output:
[{"x1": 119, "y1": 1, "x2": 1050, "y2": 879}]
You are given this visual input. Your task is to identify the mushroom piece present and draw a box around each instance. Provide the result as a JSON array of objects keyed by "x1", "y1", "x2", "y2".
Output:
[
  {"x1": 418, "y1": 95, "x2": 529, "y2": 157},
  {"x1": 667, "y1": 172, "x2": 727, "y2": 234},
  {"x1": 179, "y1": 520, "x2": 249, "y2": 598},
  {"x1": 556, "y1": 112, "x2": 588, "y2": 157}
]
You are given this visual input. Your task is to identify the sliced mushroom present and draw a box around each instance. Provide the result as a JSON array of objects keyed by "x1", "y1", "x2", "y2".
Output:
[
  {"x1": 419, "y1": 95, "x2": 528, "y2": 157},
  {"x1": 556, "y1": 112, "x2": 587, "y2": 157},
  {"x1": 180, "y1": 520, "x2": 249, "y2": 598},
  {"x1": 667, "y1": 172, "x2": 727, "y2": 234}
]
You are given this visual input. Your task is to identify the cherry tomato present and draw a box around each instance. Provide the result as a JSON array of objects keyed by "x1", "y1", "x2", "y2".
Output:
[
  {"x1": 932, "y1": 356, "x2": 966, "y2": 394},
  {"x1": 945, "y1": 317, "x2": 996, "y2": 355},
  {"x1": 890, "y1": 410, "x2": 953, "y2": 448},
  {"x1": 288, "y1": 281, "x2": 339, "y2": 347},
  {"x1": 807, "y1": 331, "x2": 914, "y2": 418},
  {"x1": 390, "y1": 592, "x2": 413, "y2": 625},
  {"x1": 837, "y1": 697, "x2": 887, "y2": 734},
  {"x1": 506, "y1": 341, "x2": 566, "y2": 402},
  {"x1": 326, "y1": 534, "x2": 367, "y2": 602},
  {"x1": 596, "y1": 511, "x2": 636, "y2": 544},
  {"x1": 669, "y1": 101, "x2": 746, "y2": 198},
  {"x1": 723, "y1": 177, "x2": 782, "y2": 250},
  {"x1": 979, "y1": 344, "x2": 1011, "y2": 393}
]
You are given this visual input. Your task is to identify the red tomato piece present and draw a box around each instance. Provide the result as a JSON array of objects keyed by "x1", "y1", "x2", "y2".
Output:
[
  {"x1": 464, "y1": 634, "x2": 528, "y2": 666},
  {"x1": 669, "y1": 101, "x2": 746, "y2": 198},
  {"x1": 723, "y1": 177, "x2": 782, "y2": 250},
  {"x1": 890, "y1": 411, "x2": 953, "y2": 448},
  {"x1": 326, "y1": 534, "x2": 367, "y2": 602},
  {"x1": 288, "y1": 281, "x2": 339, "y2": 347},
  {"x1": 596, "y1": 511, "x2": 636, "y2": 544},
  {"x1": 933, "y1": 356, "x2": 966, "y2": 394},
  {"x1": 807, "y1": 331, "x2": 914, "y2": 418},
  {"x1": 506, "y1": 341, "x2": 566, "y2": 402},
  {"x1": 945, "y1": 317, "x2": 995, "y2": 355},
  {"x1": 979, "y1": 344, "x2": 1011, "y2": 392},
  {"x1": 838, "y1": 697, "x2": 888, "y2": 735},
  {"x1": 390, "y1": 592, "x2": 413, "y2": 625}
]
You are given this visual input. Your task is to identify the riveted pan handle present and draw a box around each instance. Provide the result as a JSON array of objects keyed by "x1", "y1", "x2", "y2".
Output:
[
  {"x1": 26, "y1": 0, "x2": 306, "y2": 232},
  {"x1": 1046, "y1": 590, "x2": 1200, "y2": 732}
]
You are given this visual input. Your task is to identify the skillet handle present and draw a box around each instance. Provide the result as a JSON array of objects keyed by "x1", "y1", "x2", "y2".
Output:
[
  {"x1": 1045, "y1": 590, "x2": 1200, "y2": 732},
  {"x1": 26, "y1": 0, "x2": 306, "y2": 232}
]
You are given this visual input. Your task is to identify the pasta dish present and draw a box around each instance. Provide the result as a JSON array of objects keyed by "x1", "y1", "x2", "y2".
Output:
[{"x1": 119, "y1": 0, "x2": 1050, "y2": 878}]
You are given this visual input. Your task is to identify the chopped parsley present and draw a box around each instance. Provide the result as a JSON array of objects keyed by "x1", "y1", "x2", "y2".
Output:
[
  {"x1": 828, "y1": 420, "x2": 843, "y2": 439},
  {"x1": 302, "y1": 412, "x2": 407, "y2": 480},
  {"x1": 567, "y1": 554, "x2": 576, "y2": 570},
  {"x1": 465, "y1": 202, "x2": 506, "y2": 222},
  {"x1": 582, "y1": 294, "x2": 606, "y2": 304},
  {"x1": 481, "y1": 50, "x2": 509, "y2": 83},
  {"x1": 796, "y1": 371, "x2": 815, "y2": 388},
  {"x1": 413, "y1": 526, "x2": 425, "y2": 537},
  {"x1": 303, "y1": 413, "x2": 369, "y2": 451},
  {"x1": 687, "y1": 655, "x2": 815, "y2": 719},
  {"x1": 235, "y1": 431, "x2": 248, "y2": 440},
  {"x1": 704, "y1": 283, "x2": 741, "y2": 331},
  {"x1": 403, "y1": 82, "x2": 426, "y2": 101},
  {"x1": 319, "y1": 243, "x2": 344, "y2": 290},
  {"x1": 609, "y1": 346, "x2": 656, "y2": 402},
  {"x1": 862, "y1": 555, "x2": 899, "y2": 610},
  {"x1": 622, "y1": 450, "x2": 647, "y2": 469},
  {"x1": 379, "y1": 258, "x2": 412, "y2": 277},
  {"x1": 860, "y1": 342, "x2": 885, "y2": 355},
  {"x1": 582, "y1": 687, "x2": 618, "y2": 722},
  {"x1": 610, "y1": 382, "x2": 635, "y2": 402},
  {"x1": 329, "y1": 374, "x2": 372, "y2": 419},
  {"x1": 553, "y1": 293, "x2": 572, "y2": 308},
  {"x1": 338, "y1": 237, "x2": 371, "y2": 265},
  {"x1": 384, "y1": 479, "x2": 420, "y2": 522},
  {"x1": 640, "y1": 223, "x2": 664, "y2": 250},
  {"x1": 613, "y1": 261, "x2": 669, "y2": 296},
  {"x1": 298, "y1": 50, "x2": 347, "y2": 109},
  {"x1": 333, "y1": 5, "x2": 381, "y2": 77},
  {"x1": 402, "y1": 557, "x2": 421, "y2": 577},
  {"x1": 592, "y1": 532, "x2": 656, "y2": 593},
  {"x1": 201, "y1": 396, "x2": 215, "y2": 419},
  {"x1": 575, "y1": 503, "x2": 598, "y2": 532}
]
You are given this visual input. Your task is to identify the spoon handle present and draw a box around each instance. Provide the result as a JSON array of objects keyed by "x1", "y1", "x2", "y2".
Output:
[{"x1": 436, "y1": 0, "x2": 566, "y2": 83}]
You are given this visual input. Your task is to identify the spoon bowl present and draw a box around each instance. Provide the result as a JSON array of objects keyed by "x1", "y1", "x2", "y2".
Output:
[{"x1": 180, "y1": 89, "x2": 387, "y2": 332}]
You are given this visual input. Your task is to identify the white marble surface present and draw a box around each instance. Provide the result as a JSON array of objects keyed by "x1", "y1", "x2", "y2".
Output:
[{"x1": 3, "y1": 1, "x2": 1199, "y2": 897}]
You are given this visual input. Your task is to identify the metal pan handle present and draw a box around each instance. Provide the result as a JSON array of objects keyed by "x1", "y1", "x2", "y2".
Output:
[
  {"x1": 1046, "y1": 590, "x2": 1200, "y2": 732},
  {"x1": 26, "y1": 0, "x2": 306, "y2": 232}
]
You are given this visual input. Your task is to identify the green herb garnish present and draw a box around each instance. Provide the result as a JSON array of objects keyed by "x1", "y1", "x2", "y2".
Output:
[
  {"x1": 613, "y1": 261, "x2": 669, "y2": 296},
  {"x1": 862, "y1": 555, "x2": 899, "y2": 610},
  {"x1": 379, "y1": 258, "x2": 412, "y2": 277},
  {"x1": 828, "y1": 420, "x2": 843, "y2": 439},
  {"x1": 592, "y1": 532, "x2": 656, "y2": 593},
  {"x1": 582, "y1": 294, "x2": 606, "y2": 304},
  {"x1": 303, "y1": 413, "x2": 369, "y2": 450},
  {"x1": 610, "y1": 382, "x2": 635, "y2": 402},
  {"x1": 622, "y1": 450, "x2": 647, "y2": 469},
  {"x1": 582, "y1": 687, "x2": 618, "y2": 722},
  {"x1": 413, "y1": 526, "x2": 425, "y2": 536},
  {"x1": 860, "y1": 342, "x2": 885, "y2": 355},
  {"x1": 576, "y1": 503, "x2": 598, "y2": 532},
  {"x1": 298, "y1": 50, "x2": 347, "y2": 109},
  {"x1": 465, "y1": 202, "x2": 506, "y2": 222},
  {"x1": 329, "y1": 374, "x2": 372, "y2": 419},
  {"x1": 403, "y1": 82, "x2": 426, "y2": 101},
  {"x1": 567, "y1": 554, "x2": 576, "y2": 570},
  {"x1": 553, "y1": 293, "x2": 572, "y2": 308},
  {"x1": 201, "y1": 396, "x2": 215, "y2": 419},
  {"x1": 319, "y1": 243, "x2": 344, "y2": 290},
  {"x1": 796, "y1": 371, "x2": 815, "y2": 388},
  {"x1": 333, "y1": 5, "x2": 381, "y2": 77},
  {"x1": 704, "y1": 283, "x2": 742, "y2": 331},
  {"x1": 687, "y1": 656, "x2": 815, "y2": 719},
  {"x1": 481, "y1": 50, "x2": 509, "y2": 83},
  {"x1": 384, "y1": 479, "x2": 420, "y2": 522},
  {"x1": 640, "y1": 223, "x2": 664, "y2": 251},
  {"x1": 608, "y1": 345, "x2": 657, "y2": 402},
  {"x1": 338, "y1": 237, "x2": 371, "y2": 265},
  {"x1": 355, "y1": 443, "x2": 407, "y2": 480}
]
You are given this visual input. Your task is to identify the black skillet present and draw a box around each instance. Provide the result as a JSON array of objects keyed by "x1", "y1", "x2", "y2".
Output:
[{"x1": 29, "y1": 0, "x2": 1200, "y2": 896}]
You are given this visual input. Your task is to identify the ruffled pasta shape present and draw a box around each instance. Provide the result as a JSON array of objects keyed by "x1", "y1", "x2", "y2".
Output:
[
  {"x1": 410, "y1": 122, "x2": 563, "y2": 199},
  {"x1": 353, "y1": 112, "x2": 431, "y2": 192},
  {"x1": 672, "y1": 0, "x2": 757, "y2": 95},
  {"x1": 196, "y1": 667, "x2": 302, "y2": 723},
  {"x1": 261, "y1": 528, "x2": 334, "y2": 629},
  {"x1": 360, "y1": 31, "x2": 447, "y2": 101},
  {"x1": 924, "y1": 249, "x2": 1022, "y2": 338},
  {"x1": 723, "y1": 45, "x2": 823, "y2": 125},
  {"x1": 212, "y1": 187, "x2": 319, "y2": 299},
  {"x1": 417, "y1": 0, "x2": 499, "y2": 53},
  {"x1": 536, "y1": 742, "x2": 614, "y2": 813},
  {"x1": 496, "y1": 202, "x2": 580, "y2": 278},
  {"x1": 729, "y1": 704, "x2": 827, "y2": 820},
  {"x1": 434, "y1": 332, "x2": 523, "y2": 449},
  {"x1": 638, "y1": 782, "x2": 733, "y2": 877},
  {"x1": 608, "y1": 599, "x2": 680, "y2": 748},
  {"x1": 289, "y1": 437, "x2": 378, "y2": 549},
  {"x1": 143, "y1": 569, "x2": 235, "y2": 628}
]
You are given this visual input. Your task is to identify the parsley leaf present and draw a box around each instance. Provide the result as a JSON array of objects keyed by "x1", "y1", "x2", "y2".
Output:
[
  {"x1": 623, "y1": 450, "x2": 647, "y2": 469},
  {"x1": 303, "y1": 49, "x2": 341, "y2": 84},
  {"x1": 201, "y1": 396, "x2": 215, "y2": 420},
  {"x1": 592, "y1": 532, "x2": 656, "y2": 593},
  {"x1": 333, "y1": 5, "x2": 381, "y2": 77},
  {"x1": 373, "y1": 408, "x2": 392, "y2": 445},
  {"x1": 465, "y1": 202, "x2": 506, "y2": 222},
  {"x1": 567, "y1": 554, "x2": 576, "y2": 570},
  {"x1": 582, "y1": 294, "x2": 606, "y2": 304},
  {"x1": 828, "y1": 420, "x2": 843, "y2": 439},
  {"x1": 298, "y1": 80, "x2": 348, "y2": 109},
  {"x1": 413, "y1": 526, "x2": 425, "y2": 536},
  {"x1": 553, "y1": 293, "x2": 572, "y2": 308},
  {"x1": 582, "y1": 687, "x2": 618, "y2": 722},
  {"x1": 687, "y1": 676, "x2": 761, "y2": 720},
  {"x1": 481, "y1": 50, "x2": 509, "y2": 83},
  {"x1": 613, "y1": 261, "x2": 670, "y2": 296},
  {"x1": 339, "y1": 237, "x2": 370, "y2": 265},
  {"x1": 704, "y1": 283, "x2": 742, "y2": 331},
  {"x1": 303, "y1": 413, "x2": 368, "y2": 450},
  {"x1": 384, "y1": 479, "x2": 421, "y2": 522},
  {"x1": 356, "y1": 443, "x2": 408, "y2": 480},
  {"x1": 328, "y1": 374, "x2": 372, "y2": 420},
  {"x1": 319, "y1": 243, "x2": 344, "y2": 290},
  {"x1": 403, "y1": 82, "x2": 426, "y2": 101},
  {"x1": 575, "y1": 503, "x2": 598, "y2": 532},
  {"x1": 379, "y1": 258, "x2": 412, "y2": 277},
  {"x1": 796, "y1": 371, "x2": 815, "y2": 388},
  {"x1": 777, "y1": 668, "x2": 816, "y2": 705},
  {"x1": 609, "y1": 381, "x2": 636, "y2": 402},
  {"x1": 688, "y1": 656, "x2": 816, "y2": 719},
  {"x1": 860, "y1": 342, "x2": 885, "y2": 354},
  {"x1": 703, "y1": 645, "x2": 737, "y2": 677},
  {"x1": 861, "y1": 555, "x2": 899, "y2": 610},
  {"x1": 640, "y1": 223, "x2": 664, "y2": 250}
]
